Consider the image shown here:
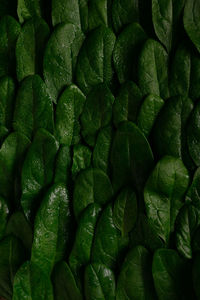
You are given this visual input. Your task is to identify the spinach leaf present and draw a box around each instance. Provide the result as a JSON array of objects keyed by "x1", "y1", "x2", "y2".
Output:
[
  {"x1": 0, "y1": 16, "x2": 20, "y2": 78},
  {"x1": 112, "y1": 0, "x2": 139, "y2": 33},
  {"x1": 153, "y1": 96, "x2": 194, "y2": 170},
  {"x1": 0, "y1": 236, "x2": 26, "y2": 300},
  {"x1": 76, "y1": 26, "x2": 116, "y2": 95},
  {"x1": 81, "y1": 84, "x2": 114, "y2": 146},
  {"x1": 16, "y1": 17, "x2": 49, "y2": 82},
  {"x1": 13, "y1": 75, "x2": 54, "y2": 140},
  {"x1": 43, "y1": 23, "x2": 84, "y2": 103},
  {"x1": 113, "y1": 81, "x2": 143, "y2": 127},
  {"x1": 93, "y1": 126, "x2": 113, "y2": 174},
  {"x1": 55, "y1": 85, "x2": 86, "y2": 145},
  {"x1": 17, "y1": 0, "x2": 42, "y2": 23},
  {"x1": 69, "y1": 203, "x2": 101, "y2": 282},
  {"x1": 113, "y1": 23, "x2": 147, "y2": 83},
  {"x1": 84, "y1": 263, "x2": 115, "y2": 300},
  {"x1": 175, "y1": 204, "x2": 200, "y2": 259},
  {"x1": 87, "y1": 0, "x2": 110, "y2": 31},
  {"x1": 186, "y1": 167, "x2": 200, "y2": 208},
  {"x1": 116, "y1": 246, "x2": 156, "y2": 300},
  {"x1": 0, "y1": 76, "x2": 15, "y2": 130},
  {"x1": 130, "y1": 213, "x2": 164, "y2": 251},
  {"x1": 73, "y1": 168, "x2": 113, "y2": 220},
  {"x1": 0, "y1": 197, "x2": 8, "y2": 240},
  {"x1": 187, "y1": 101, "x2": 200, "y2": 166},
  {"x1": 5, "y1": 211, "x2": 33, "y2": 252},
  {"x1": 91, "y1": 204, "x2": 129, "y2": 270},
  {"x1": 54, "y1": 146, "x2": 72, "y2": 185},
  {"x1": 111, "y1": 121, "x2": 154, "y2": 194},
  {"x1": 113, "y1": 187, "x2": 137, "y2": 237},
  {"x1": 144, "y1": 156, "x2": 190, "y2": 245},
  {"x1": 31, "y1": 183, "x2": 72, "y2": 275},
  {"x1": 183, "y1": 0, "x2": 200, "y2": 54},
  {"x1": 138, "y1": 39, "x2": 169, "y2": 99},
  {"x1": 0, "y1": 132, "x2": 30, "y2": 206},
  {"x1": 137, "y1": 94, "x2": 164, "y2": 137},
  {"x1": 72, "y1": 144, "x2": 92, "y2": 180},
  {"x1": 21, "y1": 129, "x2": 58, "y2": 221},
  {"x1": 12, "y1": 261, "x2": 54, "y2": 300},
  {"x1": 153, "y1": 249, "x2": 194, "y2": 300},
  {"x1": 53, "y1": 261, "x2": 82, "y2": 300},
  {"x1": 152, "y1": 0, "x2": 185, "y2": 52}
]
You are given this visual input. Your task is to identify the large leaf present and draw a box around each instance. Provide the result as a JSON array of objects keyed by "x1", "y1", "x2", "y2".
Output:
[
  {"x1": 153, "y1": 249, "x2": 194, "y2": 300},
  {"x1": 16, "y1": 17, "x2": 49, "y2": 81},
  {"x1": 113, "y1": 187, "x2": 137, "y2": 237},
  {"x1": 137, "y1": 94, "x2": 164, "y2": 137},
  {"x1": 0, "y1": 236, "x2": 26, "y2": 300},
  {"x1": 55, "y1": 85, "x2": 86, "y2": 145},
  {"x1": 112, "y1": 0, "x2": 139, "y2": 33},
  {"x1": 111, "y1": 121, "x2": 154, "y2": 194},
  {"x1": 0, "y1": 16, "x2": 20, "y2": 78},
  {"x1": 0, "y1": 132, "x2": 30, "y2": 206},
  {"x1": 0, "y1": 76, "x2": 15, "y2": 130},
  {"x1": 52, "y1": 261, "x2": 82, "y2": 300},
  {"x1": 175, "y1": 204, "x2": 200, "y2": 259},
  {"x1": 153, "y1": 96, "x2": 194, "y2": 169},
  {"x1": 43, "y1": 23, "x2": 84, "y2": 103},
  {"x1": 91, "y1": 204, "x2": 129, "y2": 270},
  {"x1": 12, "y1": 261, "x2": 53, "y2": 300},
  {"x1": 73, "y1": 168, "x2": 113, "y2": 220},
  {"x1": 113, "y1": 23, "x2": 147, "y2": 83},
  {"x1": 13, "y1": 75, "x2": 54, "y2": 140},
  {"x1": 76, "y1": 26, "x2": 116, "y2": 95},
  {"x1": 138, "y1": 39, "x2": 169, "y2": 99},
  {"x1": 183, "y1": 0, "x2": 200, "y2": 54},
  {"x1": 21, "y1": 129, "x2": 58, "y2": 221},
  {"x1": 71, "y1": 144, "x2": 92, "y2": 180},
  {"x1": 69, "y1": 203, "x2": 101, "y2": 282},
  {"x1": 113, "y1": 81, "x2": 143, "y2": 127},
  {"x1": 144, "y1": 156, "x2": 189, "y2": 245},
  {"x1": 116, "y1": 246, "x2": 156, "y2": 300},
  {"x1": 84, "y1": 263, "x2": 115, "y2": 300},
  {"x1": 31, "y1": 184, "x2": 72, "y2": 275},
  {"x1": 80, "y1": 84, "x2": 114, "y2": 146}
]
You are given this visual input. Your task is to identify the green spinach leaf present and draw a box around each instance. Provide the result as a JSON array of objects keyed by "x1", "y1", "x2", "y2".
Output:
[
  {"x1": 72, "y1": 144, "x2": 92, "y2": 180},
  {"x1": 0, "y1": 76, "x2": 15, "y2": 130},
  {"x1": 54, "y1": 145, "x2": 72, "y2": 185},
  {"x1": 17, "y1": 0, "x2": 42, "y2": 23}
]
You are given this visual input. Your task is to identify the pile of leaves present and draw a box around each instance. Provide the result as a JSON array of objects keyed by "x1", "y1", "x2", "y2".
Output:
[{"x1": 0, "y1": 0, "x2": 200, "y2": 299}]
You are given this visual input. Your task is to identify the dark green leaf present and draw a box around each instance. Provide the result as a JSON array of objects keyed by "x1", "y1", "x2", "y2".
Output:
[
  {"x1": 137, "y1": 94, "x2": 164, "y2": 137},
  {"x1": 76, "y1": 26, "x2": 116, "y2": 95},
  {"x1": 138, "y1": 39, "x2": 169, "y2": 99},
  {"x1": 69, "y1": 203, "x2": 101, "y2": 282},
  {"x1": 13, "y1": 75, "x2": 54, "y2": 140},
  {"x1": 144, "y1": 156, "x2": 189, "y2": 245},
  {"x1": 113, "y1": 187, "x2": 137, "y2": 236},
  {"x1": 81, "y1": 84, "x2": 114, "y2": 146},
  {"x1": 111, "y1": 121, "x2": 154, "y2": 194},
  {"x1": 16, "y1": 17, "x2": 49, "y2": 81},
  {"x1": 54, "y1": 146, "x2": 72, "y2": 185},
  {"x1": 113, "y1": 23, "x2": 147, "y2": 83},
  {"x1": 91, "y1": 204, "x2": 129, "y2": 270},
  {"x1": 84, "y1": 263, "x2": 115, "y2": 300},
  {"x1": 0, "y1": 236, "x2": 26, "y2": 300},
  {"x1": 116, "y1": 246, "x2": 156, "y2": 300},
  {"x1": 53, "y1": 261, "x2": 82, "y2": 300},
  {"x1": 5, "y1": 211, "x2": 33, "y2": 251},
  {"x1": 73, "y1": 168, "x2": 113, "y2": 220},
  {"x1": 31, "y1": 183, "x2": 72, "y2": 275},
  {"x1": 55, "y1": 85, "x2": 86, "y2": 145},
  {"x1": 0, "y1": 76, "x2": 15, "y2": 130},
  {"x1": 175, "y1": 204, "x2": 200, "y2": 259},
  {"x1": 72, "y1": 144, "x2": 92, "y2": 180},
  {"x1": 21, "y1": 129, "x2": 58, "y2": 221},
  {"x1": 43, "y1": 23, "x2": 84, "y2": 103},
  {"x1": 17, "y1": 0, "x2": 42, "y2": 23},
  {"x1": 113, "y1": 81, "x2": 143, "y2": 127},
  {"x1": 0, "y1": 16, "x2": 20, "y2": 78},
  {"x1": 93, "y1": 126, "x2": 113, "y2": 174}
]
